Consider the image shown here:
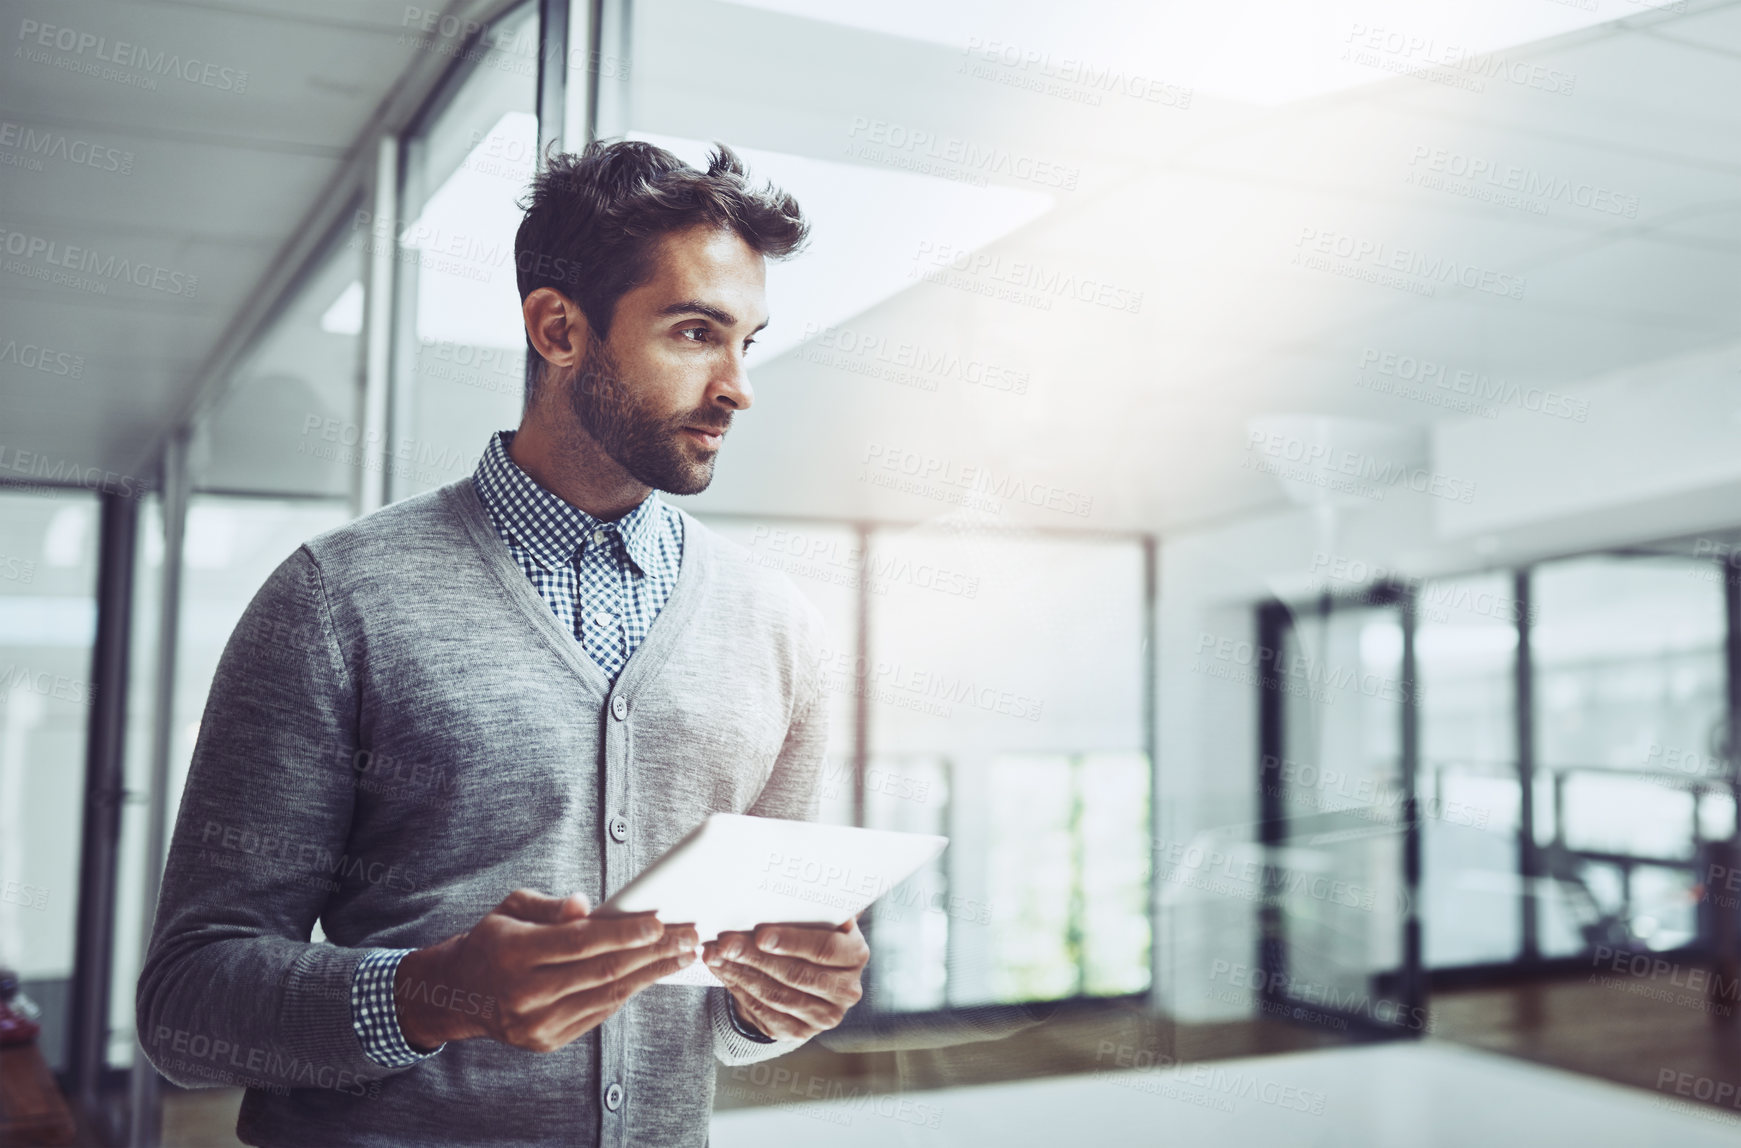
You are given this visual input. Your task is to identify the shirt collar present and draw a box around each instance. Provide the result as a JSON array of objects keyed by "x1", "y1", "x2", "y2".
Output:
[{"x1": 472, "y1": 430, "x2": 665, "y2": 575}]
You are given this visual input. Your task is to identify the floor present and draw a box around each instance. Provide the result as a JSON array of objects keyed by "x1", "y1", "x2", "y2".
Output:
[
  {"x1": 155, "y1": 977, "x2": 1741, "y2": 1145},
  {"x1": 710, "y1": 1041, "x2": 1741, "y2": 1148},
  {"x1": 1429, "y1": 974, "x2": 1741, "y2": 1102}
]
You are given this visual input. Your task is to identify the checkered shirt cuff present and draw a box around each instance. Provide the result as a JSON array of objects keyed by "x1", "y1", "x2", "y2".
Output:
[{"x1": 351, "y1": 948, "x2": 442, "y2": 1068}]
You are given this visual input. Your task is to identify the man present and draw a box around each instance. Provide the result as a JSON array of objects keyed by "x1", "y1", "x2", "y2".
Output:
[{"x1": 137, "y1": 139, "x2": 867, "y2": 1147}]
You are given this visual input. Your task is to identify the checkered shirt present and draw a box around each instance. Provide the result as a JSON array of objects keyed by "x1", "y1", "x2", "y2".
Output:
[
  {"x1": 351, "y1": 948, "x2": 425, "y2": 1067},
  {"x1": 349, "y1": 429, "x2": 686, "y2": 1069},
  {"x1": 472, "y1": 429, "x2": 684, "y2": 681}
]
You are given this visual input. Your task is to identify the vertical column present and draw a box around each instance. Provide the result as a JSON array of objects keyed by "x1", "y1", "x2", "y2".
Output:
[
  {"x1": 1141, "y1": 534, "x2": 1161, "y2": 1013},
  {"x1": 1398, "y1": 583, "x2": 1424, "y2": 1034},
  {"x1": 535, "y1": 0, "x2": 570, "y2": 163},
  {"x1": 68, "y1": 489, "x2": 138, "y2": 1127},
  {"x1": 1712, "y1": 562, "x2": 1741, "y2": 1022},
  {"x1": 126, "y1": 431, "x2": 188, "y2": 1148},
  {"x1": 1515, "y1": 569, "x2": 1539, "y2": 964},
  {"x1": 1255, "y1": 600, "x2": 1288, "y2": 1019},
  {"x1": 358, "y1": 136, "x2": 397, "y2": 517}
]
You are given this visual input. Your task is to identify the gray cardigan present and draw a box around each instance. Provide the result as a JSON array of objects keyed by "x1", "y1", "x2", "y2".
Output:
[{"x1": 136, "y1": 480, "x2": 828, "y2": 1147}]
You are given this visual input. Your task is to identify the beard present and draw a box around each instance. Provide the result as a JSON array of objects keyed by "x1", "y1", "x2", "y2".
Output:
[{"x1": 563, "y1": 333, "x2": 729, "y2": 496}]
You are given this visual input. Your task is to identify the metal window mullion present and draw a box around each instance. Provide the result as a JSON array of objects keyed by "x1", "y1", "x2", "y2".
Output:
[
  {"x1": 126, "y1": 431, "x2": 189, "y2": 1148},
  {"x1": 68, "y1": 489, "x2": 139, "y2": 1124}
]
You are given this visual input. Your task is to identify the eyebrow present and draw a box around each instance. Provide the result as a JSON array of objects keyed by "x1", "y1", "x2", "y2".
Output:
[{"x1": 658, "y1": 299, "x2": 769, "y2": 335}]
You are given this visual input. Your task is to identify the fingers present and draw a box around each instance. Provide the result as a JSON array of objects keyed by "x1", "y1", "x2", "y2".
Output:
[
  {"x1": 706, "y1": 959, "x2": 843, "y2": 1036},
  {"x1": 498, "y1": 950, "x2": 701, "y2": 1053},
  {"x1": 517, "y1": 912, "x2": 675, "y2": 966},
  {"x1": 727, "y1": 987, "x2": 799, "y2": 1042},
  {"x1": 523, "y1": 927, "x2": 699, "y2": 1006},
  {"x1": 706, "y1": 934, "x2": 863, "y2": 1003},
  {"x1": 749, "y1": 921, "x2": 870, "y2": 969},
  {"x1": 495, "y1": 888, "x2": 592, "y2": 924}
]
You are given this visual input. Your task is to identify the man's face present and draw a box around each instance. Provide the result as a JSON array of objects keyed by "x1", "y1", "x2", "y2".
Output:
[{"x1": 564, "y1": 225, "x2": 768, "y2": 495}]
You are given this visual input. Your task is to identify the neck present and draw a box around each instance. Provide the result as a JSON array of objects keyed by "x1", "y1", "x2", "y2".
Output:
[{"x1": 508, "y1": 411, "x2": 651, "y2": 520}]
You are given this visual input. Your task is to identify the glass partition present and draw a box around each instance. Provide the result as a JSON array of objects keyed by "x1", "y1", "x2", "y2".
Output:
[
  {"x1": 1416, "y1": 572, "x2": 1520, "y2": 968},
  {"x1": 0, "y1": 490, "x2": 100, "y2": 1073},
  {"x1": 1531, "y1": 556, "x2": 1725, "y2": 956},
  {"x1": 389, "y1": 1, "x2": 539, "y2": 503}
]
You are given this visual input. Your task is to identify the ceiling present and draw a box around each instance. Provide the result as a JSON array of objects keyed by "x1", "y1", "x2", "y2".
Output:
[
  {"x1": 3, "y1": 0, "x2": 1739, "y2": 550},
  {"x1": 0, "y1": 0, "x2": 469, "y2": 482}
]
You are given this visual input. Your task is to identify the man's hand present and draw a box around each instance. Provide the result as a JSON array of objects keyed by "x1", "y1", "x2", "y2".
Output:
[
  {"x1": 394, "y1": 889, "x2": 698, "y2": 1053},
  {"x1": 702, "y1": 918, "x2": 868, "y2": 1041}
]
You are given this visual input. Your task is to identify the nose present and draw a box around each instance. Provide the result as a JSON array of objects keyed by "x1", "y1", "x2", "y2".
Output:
[{"x1": 710, "y1": 346, "x2": 754, "y2": 412}]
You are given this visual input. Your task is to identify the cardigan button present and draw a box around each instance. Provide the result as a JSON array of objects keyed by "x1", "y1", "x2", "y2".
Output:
[
  {"x1": 604, "y1": 1082, "x2": 624, "y2": 1111},
  {"x1": 611, "y1": 696, "x2": 628, "y2": 720},
  {"x1": 608, "y1": 816, "x2": 629, "y2": 843}
]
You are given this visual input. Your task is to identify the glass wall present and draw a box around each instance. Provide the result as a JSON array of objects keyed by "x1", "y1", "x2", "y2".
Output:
[
  {"x1": 701, "y1": 519, "x2": 1153, "y2": 1014},
  {"x1": 195, "y1": 214, "x2": 367, "y2": 501},
  {"x1": 389, "y1": 1, "x2": 539, "y2": 502},
  {"x1": 866, "y1": 528, "x2": 1150, "y2": 1010},
  {"x1": 1531, "y1": 556, "x2": 1725, "y2": 956},
  {"x1": 1416, "y1": 572, "x2": 1521, "y2": 968},
  {"x1": 0, "y1": 490, "x2": 100, "y2": 1073}
]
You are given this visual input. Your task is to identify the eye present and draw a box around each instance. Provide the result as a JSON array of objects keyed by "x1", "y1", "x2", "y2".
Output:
[
  {"x1": 680, "y1": 326, "x2": 711, "y2": 343},
  {"x1": 743, "y1": 338, "x2": 757, "y2": 353}
]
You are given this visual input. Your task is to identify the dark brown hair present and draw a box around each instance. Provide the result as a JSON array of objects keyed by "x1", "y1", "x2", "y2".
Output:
[{"x1": 514, "y1": 139, "x2": 808, "y2": 401}]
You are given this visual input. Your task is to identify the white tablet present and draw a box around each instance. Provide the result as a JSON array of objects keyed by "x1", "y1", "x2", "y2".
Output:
[{"x1": 597, "y1": 813, "x2": 948, "y2": 985}]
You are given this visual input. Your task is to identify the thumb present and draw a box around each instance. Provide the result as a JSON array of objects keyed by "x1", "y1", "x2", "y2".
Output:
[{"x1": 497, "y1": 889, "x2": 592, "y2": 924}]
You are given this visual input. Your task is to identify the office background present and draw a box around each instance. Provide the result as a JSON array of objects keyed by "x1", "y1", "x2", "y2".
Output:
[{"x1": 2, "y1": 0, "x2": 1740, "y2": 1144}]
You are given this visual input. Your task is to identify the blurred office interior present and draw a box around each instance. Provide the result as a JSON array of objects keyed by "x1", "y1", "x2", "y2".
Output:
[{"x1": 3, "y1": 0, "x2": 1741, "y2": 1143}]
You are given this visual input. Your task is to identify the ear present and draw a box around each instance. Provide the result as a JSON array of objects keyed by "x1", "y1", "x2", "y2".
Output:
[{"x1": 522, "y1": 287, "x2": 590, "y2": 370}]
